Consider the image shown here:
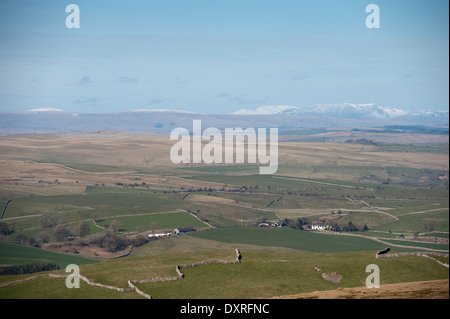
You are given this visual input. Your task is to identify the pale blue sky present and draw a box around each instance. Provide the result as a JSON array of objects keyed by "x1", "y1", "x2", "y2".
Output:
[{"x1": 0, "y1": 0, "x2": 448, "y2": 113}]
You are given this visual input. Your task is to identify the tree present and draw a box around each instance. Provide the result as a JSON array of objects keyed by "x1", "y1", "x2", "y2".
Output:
[
  {"x1": 37, "y1": 231, "x2": 49, "y2": 244},
  {"x1": 40, "y1": 213, "x2": 58, "y2": 228},
  {"x1": 28, "y1": 237, "x2": 37, "y2": 247},
  {"x1": 297, "y1": 218, "x2": 309, "y2": 230},
  {"x1": 0, "y1": 222, "x2": 12, "y2": 236},
  {"x1": 344, "y1": 221, "x2": 358, "y2": 232},
  {"x1": 78, "y1": 223, "x2": 90, "y2": 237},
  {"x1": 110, "y1": 220, "x2": 121, "y2": 233},
  {"x1": 14, "y1": 233, "x2": 27, "y2": 245},
  {"x1": 421, "y1": 220, "x2": 436, "y2": 233},
  {"x1": 54, "y1": 224, "x2": 71, "y2": 241},
  {"x1": 102, "y1": 232, "x2": 128, "y2": 252}
]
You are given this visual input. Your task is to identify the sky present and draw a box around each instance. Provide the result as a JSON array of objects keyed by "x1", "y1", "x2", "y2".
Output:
[{"x1": 0, "y1": 0, "x2": 448, "y2": 114}]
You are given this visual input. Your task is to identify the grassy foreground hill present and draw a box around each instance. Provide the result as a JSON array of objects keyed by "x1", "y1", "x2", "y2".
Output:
[{"x1": 0, "y1": 248, "x2": 448, "y2": 299}]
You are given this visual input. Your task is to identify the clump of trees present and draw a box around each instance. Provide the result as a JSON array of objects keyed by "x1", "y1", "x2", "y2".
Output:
[
  {"x1": 2, "y1": 214, "x2": 133, "y2": 253},
  {"x1": 83, "y1": 232, "x2": 128, "y2": 253},
  {"x1": 1, "y1": 213, "x2": 93, "y2": 248},
  {"x1": 328, "y1": 221, "x2": 368, "y2": 232},
  {"x1": 282, "y1": 217, "x2": 310, "y2": 230},
  {"x1": 53, "y1": 222, "x2": 91, "y2": 242},
  {"x1": 0, "y1": 263, "x2": 60, "y2": 275},
  {"x1": 342, "y1": 221, "x2": 359, "y2": 232},
  {"x1": 345, "y1": 138, "x2": 377, "y2": 145},
  {"x1": 0, "y1": 222, "x2": 13, "y2": 236}
]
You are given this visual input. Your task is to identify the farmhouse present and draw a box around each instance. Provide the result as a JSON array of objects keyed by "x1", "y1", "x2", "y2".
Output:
[
  {"x1": 148, "y1": 232, "x2": 172, "y2": 238},
  {"x1": 258, "y1": 221, "x2": 280, "y2": 228},
  {"x1": 173, "y1": 227, "x2": 196, "y2": 235},
  {"x1": 310, "y1": 223, "x2": 329, "y2": 231}
]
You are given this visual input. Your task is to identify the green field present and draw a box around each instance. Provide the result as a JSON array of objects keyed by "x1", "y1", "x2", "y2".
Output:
[
  {"x1": 189, "y1": 227, "x2": 388, "y2": 252},
  {"x1": 95, "y1": 211, "x2": 207, "y2": 232},
  {"x1": 373, "y1": 209, "x2": 449, "y2": 233},
  {"x1": 0, "y1": 243, "x2": 97, "y2": 268}
]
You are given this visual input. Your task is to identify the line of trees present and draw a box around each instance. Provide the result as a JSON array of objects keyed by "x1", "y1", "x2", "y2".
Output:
[
  {"x1": 83, "y1": 232, "x2": 129, "y2": 253},
  {"x1": 0, "y1": 263, "x2": 60, "y2": 276},
  {"x1": 327, "y1": 221, "x2": 368, "y2": 232},
  {"x1": 282, "y1": 217, "x2": 310, "y2": 230}
]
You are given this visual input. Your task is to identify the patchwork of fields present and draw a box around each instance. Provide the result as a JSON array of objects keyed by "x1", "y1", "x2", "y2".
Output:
[{"x1": 0, "y1": 133, "x2": 448, "y2": 299}]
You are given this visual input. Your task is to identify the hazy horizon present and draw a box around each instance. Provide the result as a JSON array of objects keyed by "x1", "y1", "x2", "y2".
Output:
[{"x1": 4, "y1": 102, "x2": 449, "y2": 116}]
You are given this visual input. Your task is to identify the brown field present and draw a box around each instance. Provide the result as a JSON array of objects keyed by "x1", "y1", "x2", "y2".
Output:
[
  {"x1": 288, "y1": 130, "x2": 450, "y2": 145},
  {"x1": 0, "y1": 132, "x2": 447, "y2": 172},
  {"x1": 187, "y1": 194, "x2": 237, "y2": 205},
  {"x1": 272, "y1": 279, "x2": 449, "y2": 299},
  {"x1": 278, "y1": 142, "x2": 448, "y2": 172}
]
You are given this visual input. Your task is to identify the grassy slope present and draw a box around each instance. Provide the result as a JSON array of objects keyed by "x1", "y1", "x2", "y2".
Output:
[
  {"x1": 140, "y1": 250, "x2": 449, "y2": 299},
  {"x1": 1, "y1": 248, "x2": 448, "y2": 299},
  {"x1": 0, "y1": 242, "x2": 97, "y2": 268}
]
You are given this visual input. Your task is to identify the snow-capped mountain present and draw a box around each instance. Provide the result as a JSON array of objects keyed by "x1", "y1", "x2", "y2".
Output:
[
  {"x1": 233, "y1": 103, "x2": 447, "y2": 120},
  {"x1": 1, "y1": 104, "x2": 447, "y2": 135},
  {"x1": 26, "y1": 107, "x2": 66, "y2": 113},
  {"x1": 130, "y1": 108, "x2": 198, "y2": 114},
  {"x1": 407, "y1": 110, "x2": 450, "y2": 119}
]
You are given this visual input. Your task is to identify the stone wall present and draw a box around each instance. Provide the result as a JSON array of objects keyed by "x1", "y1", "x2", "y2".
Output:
[
  {"x1": 0, "y1": 273, "x2": 65, "y2": 289},
  {"x1": 376, "y1": 251, "x2": 449, "y2": 259},
  {"x1": 0, "y1": 249, "x2": 242, "y2": 299},
  {"x1": 129, "y1": 248, "x2": 242, "y2": 299},
  {"x1": 376, "y1": 250, "x2": 449, "y2": 268}
]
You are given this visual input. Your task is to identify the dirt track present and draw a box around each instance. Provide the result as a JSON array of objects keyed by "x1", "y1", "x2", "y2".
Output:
[{"x1": 272, "y1": 279, "x2": 449, "y2": 299}]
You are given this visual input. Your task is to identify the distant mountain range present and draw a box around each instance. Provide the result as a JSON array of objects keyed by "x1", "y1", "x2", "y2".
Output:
[
  {"x1": 0, "y1": 104, "x2": 448, "y2": 135},
  {"x1": 233, "y1": 103, "x2": 449, "y2": 120}
]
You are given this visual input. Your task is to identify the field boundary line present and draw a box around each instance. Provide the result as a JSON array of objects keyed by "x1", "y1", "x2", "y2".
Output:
[
  {"x1": 376, "y1": 251, "x2": 449, "y2": 268},
  {"x1": 188, "y1": 211, "x2": 214, "y2": 228},
  {"x1": 397, "y1": 207, "x2": 449, "y2": 218},
  {"x1": 272, "y1": 176, "x2": 358, "y2": 189},
  {"x1": 372, "y1": 209, "x2": 399, "y2": 221}
]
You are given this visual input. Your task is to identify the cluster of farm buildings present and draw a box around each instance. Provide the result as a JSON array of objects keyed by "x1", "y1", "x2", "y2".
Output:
[
  {"x1": 148, "y1": 227, "x2": 196, "y2": 238},
  {"x1": 258, "y1": 218, "x2": 332, "y2": 231},
  {"x1": 150, "y1": 217, "x2": 333, "y2": 240}
]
